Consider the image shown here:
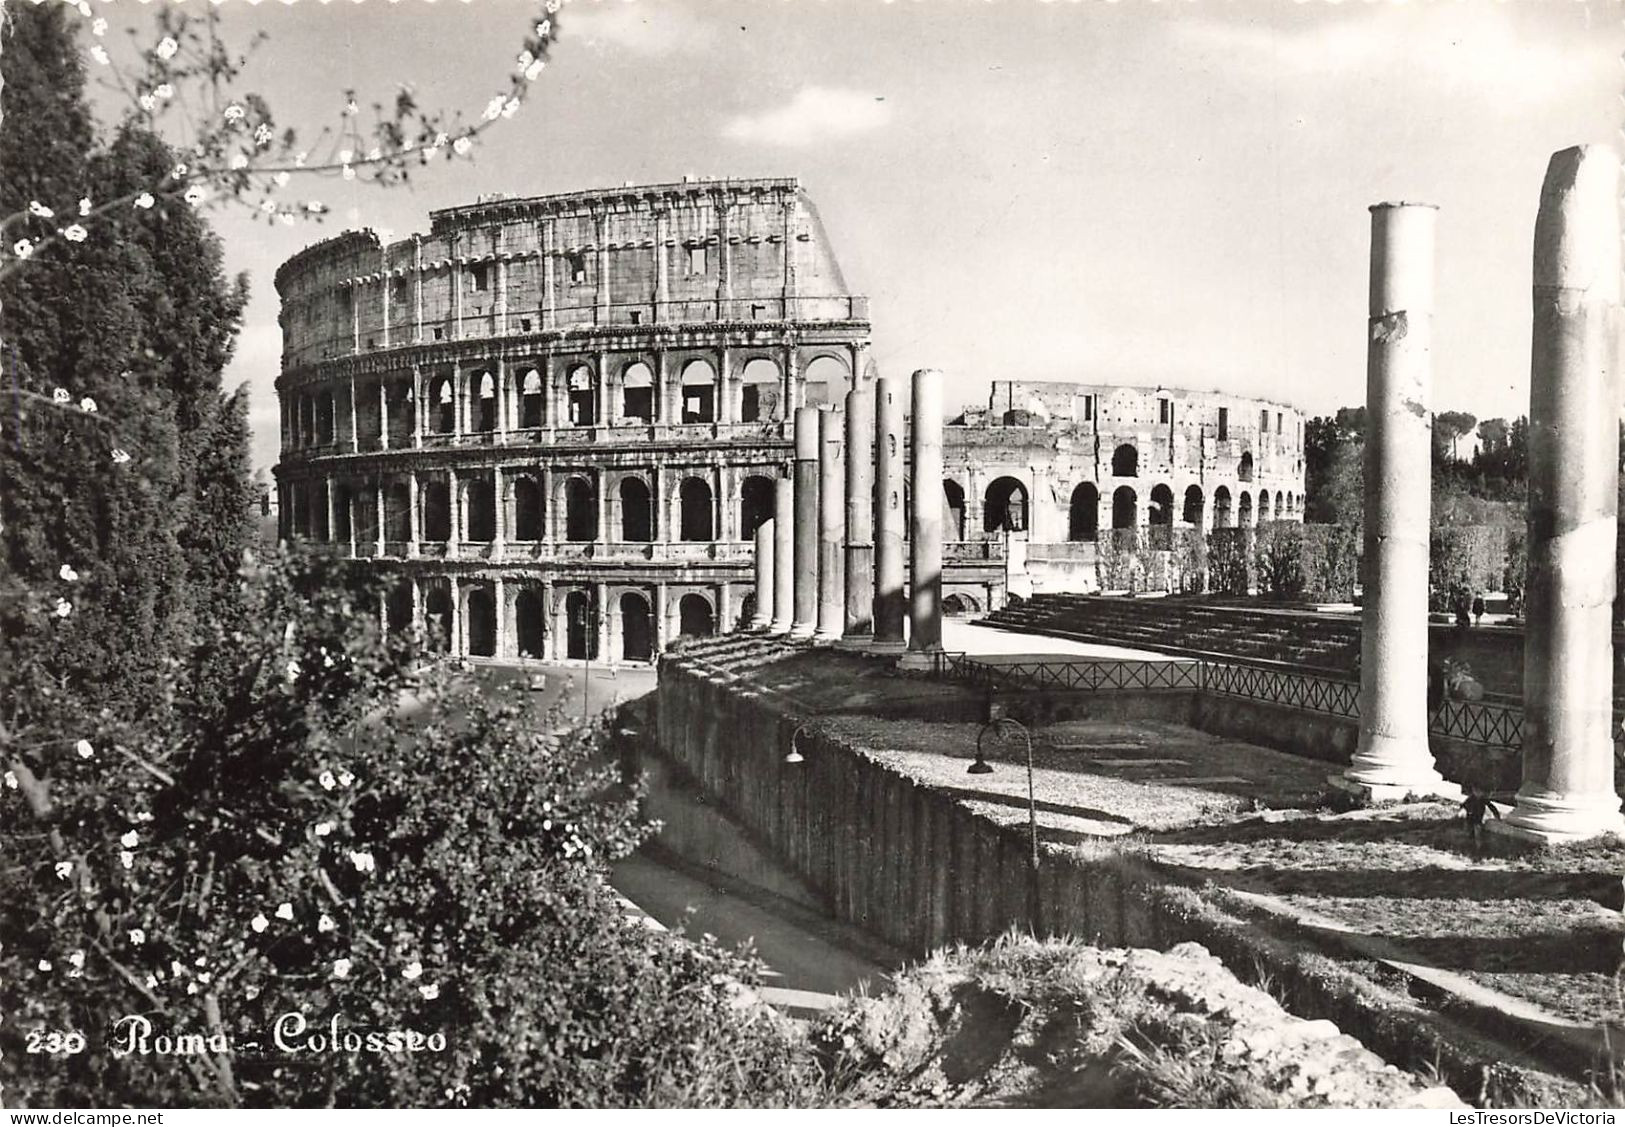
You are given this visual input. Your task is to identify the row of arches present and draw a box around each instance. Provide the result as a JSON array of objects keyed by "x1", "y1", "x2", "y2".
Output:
[
  {"x1": 1109, "y1": 443, "x2": 1259, "y2": 482},
  {"x1": 1065, "y1": 483, "x2": 1301, "y2": 541}
]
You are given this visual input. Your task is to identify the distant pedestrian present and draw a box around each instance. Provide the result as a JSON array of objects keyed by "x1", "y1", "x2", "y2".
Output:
[{"x1": 1472, "y1": 595, "x2": 1485, "y2": 625}]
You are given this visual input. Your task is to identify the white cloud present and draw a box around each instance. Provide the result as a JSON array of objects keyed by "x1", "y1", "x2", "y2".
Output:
[
  {"x1": 562, "y1": 1, "x2": 715, "y2": 56},
  {"x1": 722, "y1": 87, "x2": 892, "y2": 148},
  {"x1": 1171, "y1": 6, "x2": 1608, "y2": 107}
]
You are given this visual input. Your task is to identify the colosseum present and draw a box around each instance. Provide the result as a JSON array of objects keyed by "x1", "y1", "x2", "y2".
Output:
[{"x1": 272, "y1": 177, "x2": 1306, "y2": 664}]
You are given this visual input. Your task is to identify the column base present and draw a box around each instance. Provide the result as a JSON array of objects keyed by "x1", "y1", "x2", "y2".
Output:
[
  {"x1": 811, "y1": 628, "x2": 843, "y2": 646},
  {"x1": 865, "y1": 638, "x2": 908, "y2": 656},
  {"x1": 835, "y1": 633, "x2": 876, "y2": 651},
  {"x1": 896, "y1": 647, "x2": 944, "y2": 672},
  {"x1": 1332, "y1": 733, "x2": 1462, "y2": 803},
  {"x1": 1487, "y1": 788, "x2": 1625, "y2": 846},
  {"x1": 1328, "y1": 771, "x2": 1462, "y2": 805},
  {"x1": 788, "y1": 623, "x2": 817, "y2": 641},
  {"x1": 766, "y1": 619, "x2": 793, "y2": 636},
  {"x1": 747, "y1": 616, "x2": 772, "y2": 632}
]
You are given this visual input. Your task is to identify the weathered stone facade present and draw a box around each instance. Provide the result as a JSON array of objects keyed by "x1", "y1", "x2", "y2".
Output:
[
  {"x1": 939, "y1": 382, "x2": 1307, "y2": 611},
  {"x1": 272, "y1": 178, "x2": 872, "y2": 663}
]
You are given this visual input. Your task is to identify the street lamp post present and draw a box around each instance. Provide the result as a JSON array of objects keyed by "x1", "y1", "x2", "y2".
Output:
[{"x1": 974, "y1": 716, "x2": 1042, "y2": 930}]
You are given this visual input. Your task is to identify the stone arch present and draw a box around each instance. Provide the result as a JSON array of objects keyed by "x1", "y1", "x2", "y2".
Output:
[
  {"x1": 430, "y1": 373, "x2": 456, "y2": 434},
  {"x1": 385, "y1": 480, "x2": 411, "y2": 542},
  {"x1": 984, "y1": 476, "x2": 1028, "y2": 534},
  {"x1": 563, "y1": 475, "x2": 596, "y2": 542},
  {"x1": 387, "y1": 376, "x2": 415, "y2": 446},
  {"x1": 680, "y1": 359, "x2": 717, "y2": 423},
  {"x1": 621, "y1": 361, "x2": 655, "y2": 422},
  {"x1": 619, "y1": 476, "x2": 653, "y2": 542},
  {"x1": 1069, "y1": 482, "x2": 1099, "y2": 542},
  {"x1": 801, "y1": 354, "x2": 849, "y2": 409},
  {"x1": 423, "y1": 581, "x2": 453, "y2": 652},
  {"x1": 1212, "y1": 486, "x2": 1233, "y2": 529},
  {"x1": 944, "y1": 480, "x2": 967, "y2": 540},
  {"x1": 515, "y1": 586, "x2": 546, "y2": 658},
  {"x1": 519, "y1": 367, "x2": 545, "y2": 428},
  {"x1": 678, "y1": 592, "x2": 715, "y2": 638},
  {"x1": 358, "y1": 379, "x2": 384, "y2": 447},
  {"x1": 465, "y1": 475, "x2": 496, "y2": 542},
  {"x1": 739, "y1": 474, "x2": 776, "y2": 537},
  {"x1": 1260, "y1": 490, "x2": 1274, "y2": 522},
  {"x1": 679, "y1": 476, "x2": 714, "y2": 542},
  {"x1": 466, "y1": 585, "x2": 496, "y2": 657},
  {"x1": 1149, "y1": 483, "x2": 1174, "y2": 526},
  {"x1": 513, "y1": 474, "x2": 544, "y2": 541},
  {"x1": 1238, "y1": 451, "x2": 1254, "y2": 483},
  {"x1": 422, "y1": 478, "x2": 451, "y2": 542},
  {"x1": 473, "y1": 370, "x2": 497, "y2": 433},
  {"x1": 1238, "y1": 490, "x2": 1254, "y2": 527},
  {"x1": 942, "y1": 592, "x2": 982, "y2": 616},
  {"x1": 620, "y1": 591, "x2": 653, "y2": 662},
  {"x1": 1112, "y1": 443, "x2": 1138, "y2": 478},
  {"x1": 1182, "y1": 484, "x2": 1204, "y2": 527},
  {"x1": 563, "y1": 589, "x2": 596, "y2": 659},
  {"x1": 385, "y1": 581, "x2": 412, "y2": 634},
  {"x1": 740, "y1": 358, "x2": 782, "y2": 423},
  {"x1": 567, "y1": 362, "x2": 597, "y2": 426},
  {"x1": 1112, "y1": 485, "x2": 1138, "y2": 530}
]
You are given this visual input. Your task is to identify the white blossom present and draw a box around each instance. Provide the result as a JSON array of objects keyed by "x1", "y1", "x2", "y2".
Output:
[
  {"x1": 319, "y1": 770, "x2": 336, "y2": 791},
  {"x1": 38, "y1": 959, "x2": 52, "y2": 972},
  {"x1": 75, "y1": 738, "x2": 93, "y2": 759},
  {"x1": 90, "y1": 44, "x2": 110, "y2": 66},
  {"x1": 111, "y1": 449, "x2": 132, "y2": 465},
  {"x1": 224, "y1": 103, "x2": 246, "y2": 123},
  {"x1": 344, "y1": 99, "x2": 359, "y2": 116},
  {"x1": 332, "y1": 958, "x2": 352, "y2": 979},
  {"x1": 402, "y1": 960, "x2": 423, "y2": 981},
  {"x1": 419, "y1": 982, "x2": 440, "y2": 1000},
  {"x1": 367, "y1": 146, "x2": 381, "y2": 162},
  {"x1": 156, "y1": 36, "x2": 178, "y2": 60},
  {"x1": 171, "y1": 163, "x2": 188, "y2": 180},
  {"x1": 295, "y1": 152, "x2": 308, "y2": 168},
  {"x1": 315, "y1": 820, "x2": 335, "y2": 837},
  {"x1": 348, "y1": 850, "x2": 376, "y2": 873},
  {"x1": 274, "y1": 172, "x2": 291, "y2": 187},
  {"x1": 338, "y1": 149, "x2": 354, "y2": 165},
  {"x1": 119, "y1": 850, "x2": 134, "y2": 869},
  {"x1": 29, "y1": 201, "x2": 54, "y2": 219},
  {"x1": 183, "y1": 186, "x2": 207, "y2": 207},
  {"x1": 129, "y1": 928, "x2": 145, "y2": 945},
  {"x1": 120, "y1": 830, "x2": 139, "y2": 848},
  {"x1": 452, "y1": 136, "x2": 472, "y2": 156},
  {"x1": 501, "y1": 98, "x2": 521, "y2": 120},
  {"x1": 186, "y1": 983, "x2": 198, "y2": 995},
  {"x1": 134, "y1": 192, "x2": 155, "y2": 210},
  {"x1": 255, "y1": 124, "x2": 275, "y2": 146},
  {"x1": 139, "y1": 93, "x2": 157, "y2": 113},
  {"x1": 170, "y1": 960, "x2": 185, "y2": 977},
  {"x1": 146, "y1": 974, "x2": 159, "y2": 989},
  {"x1": 525, "y1": 59, "x2": 546, "y2": 82},
  {"x1": 279, "y1": 214, "x2": 296, "y2": 227},
  {"x1": 55, "y1": 598, "x2": 73, "y2": 618},
  {"x1": 13, "y1": 239, "x2": 34, "y2": 260},
  {"x1": 230, "y1": 154, "x2": 249, "y2": 171},
  {"x1": 4, "y1": 770, "x2": 17, "y2": 790},
  {"x1": 337, "y1": 769, "x2": 354, "y2": 788},
  {"x1": 62, "y1": 225, "x2": 87, "y2": 243},
  {"x1": 54, "y1": 861, "x2": 73, "y2": 879},
  {"x1": 53, "y1": 388, "x2": 70, "y2": 404},
  {"x1": 79, "y1": 397, "x2": 97, "y2": 413},
  {"x1": 245, "y1": 984, "x2": 260, "y2": 1000},
  {"x1": 251, "y1": 913, "x2": 269, "y2": 933},
  {"x1": 483, "y1": 97, "x2": 505, "y2": 122},
  {"x1": 91, "y1": 17, "x2": 107, "y2": 36},
  {"x1": 79, "y1": 197, "x2": 92, "y2": 216},
  {"x1": 68, "y1": 950, "x2": 85, "y2": 969},
  {"x1": 342, "y1": 166, "x2": 356, "y2": 182},
  {"x1": 318, "y1": 913, "x2": 337, "y2": 933},
  {"x1": 155, "y1": 84, "x2": 174, "y2": 101},
  {"x1": 286, "y1": 659, "x2": 303, "y2": 683},
  {"x1": 275, "y1": 902, "x2": 294, "y2": 921},
  {"x1": 60, "y1": 564, "x2": 78, "y2": 582},
  {"x1": 260, "y1": 200, "x2": 277, "y2": 215}
]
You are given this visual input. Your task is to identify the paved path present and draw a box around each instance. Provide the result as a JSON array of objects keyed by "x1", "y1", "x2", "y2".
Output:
[{"x1": 943, "y1": 618, "x2": 1173, "y2": 662}]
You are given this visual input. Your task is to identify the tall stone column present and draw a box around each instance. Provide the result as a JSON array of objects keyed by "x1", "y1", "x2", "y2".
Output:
[
  {"x1": 870, "y1": 374, "x2": 907, "y2": 653},
  {"x1": 900, "y1": 369, "x2": 945, "y2": 668},
  {"x1": 814, "y1": 405, "x2": 845, "y2": 644},
  {"x1": 840, "y1": 386, "x2": 875, "y2": 647},
  {"x1": 770, "y1": 477, "x2": 794, "y2": 634},
  {"x1": 1335, "y1": 203, "x2": 1458, "y2": 801},
  {"x1": 789, "y1": 406, "x2": 820, "y2": 640},
  {"x1": 751, "y1": 518, "x2": 775, "y2": 630},
  {"x1": 1494, "y1": 147, "x2": 1625, "y2": 843}
]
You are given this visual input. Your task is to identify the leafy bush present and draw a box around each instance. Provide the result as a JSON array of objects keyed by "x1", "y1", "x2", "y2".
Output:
[
  {"x1": 1251, "y1": 524, "x2": 1359, "y2": 603},
  {"x1": 1206, "y1": 529, "x2": 1255, "y2": 596},
  {"x1": 1428, "y1": 525, "x2": 1505, "y2": 613}
]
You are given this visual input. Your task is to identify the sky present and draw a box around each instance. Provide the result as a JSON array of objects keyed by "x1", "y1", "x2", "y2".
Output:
[{"x1": 95, "y1": 0, "x2": 1624, "y2": 473}]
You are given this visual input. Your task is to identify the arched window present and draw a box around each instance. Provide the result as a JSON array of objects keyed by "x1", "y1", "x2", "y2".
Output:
[
  {"x1": 678, "y1": 593, "x2": 715, "y2": 638},
  {"x1": 619, "y1": 477, "x2": 652, "y2": 542},
  {"x1": 519, "y1": 368, "x2": 544, "y2": 429},
  {"x1": 385, "y1": 481, "x2": 411, "y2": 543},
  {"x1": 1238, "y1": 491, "x2": 1254, "y2": 527},
  {"x1": 564, "y1": 476, "x2": 596, "y2": 542},
  {"x1": 564, "y1": 590, "x2": 596, "y2": 660},
  {"x1": 1112, "y1": 486, "x2": 1138, "y2": 530},
  {"x1": 622, "y1": 362, "x2": 654, "y2": 422},
  {"x1": 680, "y1": 360, "x2": 716, "y2": 423},
  {"x1": 567, "y1": 364, "x2": 596, "y2": 426},
  {"x1": 386, "y1": 582, "x2": 413, "y2": 634},
  {"x1": 466, "y1": 586, "x2": 496, "y2": 657},
  {"x1": 513, "y1": 476, "x2": 543, "y2": 541},
  {"x1": 387, "y1": 377, "x2": 415, "y2": 446},
  {"x1": 620, "y1": 592, "x2": 653, "y2": 661},
  {"x1": 1182, "y1": 485, "x2": 1204, "y2": 527},
  {"x1": 679, "y1": 477, "x2": 713, "y2": 542},
  {"x1": 944, "y1": 480, "x2": 967, "y2": 540},
  {"x1": 516, "y1": 588, "x2": 546, "y2": 658},
  {"x1": 1149, "y1": 484, "x2": 1174, "y2": 525},
  {"x1": 350, "y1": 484, "x2": 376, "y2": 544},
  {"x1": 740, "y1": 475, "x2": 775, "y2": 537},
  {"x1": 358, "y1": 381, "x2": 384, "y2": 448},
  {"x1": 422, "y1": 479, "x2": 451, "y2": 542},
  {"x1": 424, "y1": 583, "x2": 453, "y2": 652},
  {"x1": 984, "y1": 477, "x2": 1029, "y2": 534},
  {"x1": 740, "y1": 358, "x2": 782, "y2": 422},
  {"x1": 1069, "y1": 483, "x2": 1099, "y2": 542},
  {"x1": 464, "y1": 477, "x2": 496, "y2": 542},
  {"x1": 1238, "y1": 451, "x2": 1254, "y2": 483},
  {"x1": 942, "y1": 593, "x2": 981, "y2": 616},
  {"x1": 474, "y1": 370, "x2": 497, "y2": 433},
  {"x1": 801, "y1": 355, "x2": 848, "y2": 409},
  {"x1": 432, "y1": 375, "x2": 456, "y2": 434},
  {"x1": 1112, "y1": 444, "x2": 1138, "y2": 478},
  {"x1": 1260, "y1": 491, "x2": 1274, "y2": 522},
  {"x1": 1212, "y1": 486, "x2": 1233, "y2": 529}
]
